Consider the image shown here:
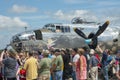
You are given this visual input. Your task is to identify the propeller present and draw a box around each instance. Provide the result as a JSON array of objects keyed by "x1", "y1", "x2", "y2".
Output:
[
  {"x1": 74, "y1": 28, "x2": 87, "y2": 39},
  {"x1": 74, "y1": 21, "x2": 110, "y2": 49}
]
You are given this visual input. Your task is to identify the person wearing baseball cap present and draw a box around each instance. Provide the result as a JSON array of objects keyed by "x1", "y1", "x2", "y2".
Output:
[
  {"x1": 89, "y1": 49, "x2": 99, "y2": 80},
  {"x1": 38, "y1": 50, "x2": 52, "y2": 80},
  {"x1": 90, "y1": 49, "x2": 95, "y2": 55}
]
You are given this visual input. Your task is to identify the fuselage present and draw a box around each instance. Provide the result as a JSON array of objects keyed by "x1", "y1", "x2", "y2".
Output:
[{"x1": 10, "y1": 23, "x2": 119, "y2": 52}]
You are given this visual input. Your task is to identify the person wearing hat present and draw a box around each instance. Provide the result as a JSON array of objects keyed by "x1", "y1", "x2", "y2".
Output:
[
  {"x1": 89, "y1": 49, "x2": 99, "y2": 80},
  {"x1": 38, "y1": 50, "x2": 52, "y2": 80},
  {"x1": 51, "y1": 49, "x2": 63, "y2": 80}
]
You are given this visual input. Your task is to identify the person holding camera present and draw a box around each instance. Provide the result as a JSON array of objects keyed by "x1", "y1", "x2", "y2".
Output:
[{"x1": 0, "y1": 49, "x2": 17, "y2": 80}]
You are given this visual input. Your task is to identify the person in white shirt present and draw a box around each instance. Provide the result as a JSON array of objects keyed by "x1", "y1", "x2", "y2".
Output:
[{"x1": 69, "y1": 48, "x2": 79, "y2": 80}]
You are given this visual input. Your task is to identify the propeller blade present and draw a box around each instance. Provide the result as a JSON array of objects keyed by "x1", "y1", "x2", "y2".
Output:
[
  {"x1": 88, "y1": 37, "x2": 98, "y2": 49},
  {"x1": 93, "y1": 21, "x2": 109, "y2": 39},
  {"x1": 88, "y1": 32, "x2": 95, "y2": 39},
  {"x1": 74, "y1": 28, "x2": 87, "y2": 39},
  {"x1": 86, "y1": 32, "x2": 98, "y2": 49}
]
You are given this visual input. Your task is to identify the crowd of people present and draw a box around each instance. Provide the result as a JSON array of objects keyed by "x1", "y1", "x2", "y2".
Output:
[{"x1": 0, "y1": 45, "x2": 120, "y2": 80}]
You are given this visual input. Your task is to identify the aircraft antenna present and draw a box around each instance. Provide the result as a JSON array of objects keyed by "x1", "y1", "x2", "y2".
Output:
[{"x1": 24, "y1": 26, "x2": 27, "y2": 32}]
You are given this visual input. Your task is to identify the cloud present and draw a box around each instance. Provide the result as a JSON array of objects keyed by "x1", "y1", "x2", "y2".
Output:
[
  {"x1": 53, "y1": 10, "x2": 97, "y2": 22},
  {"x1": 20, "y1": 15, "x2": 50, "y2": 20},
  {"x1": 94, "y1": 7, "x2": 120, "y2": 26},
  {"x1": 19, "y1": 10, "x2": 89, "y2": 21},
  {"x1": 10, "y1": 4, "x2": 38, "y2": 13},
  {"x1": 0, "y1": 15, "x2": 28, "y2": 28},
  {"x1": 51, "y1": 9, "x2": 120, "y2": 27},
  {"x1": 0, "y1": 15, "x2": 29, "y2": 49}
]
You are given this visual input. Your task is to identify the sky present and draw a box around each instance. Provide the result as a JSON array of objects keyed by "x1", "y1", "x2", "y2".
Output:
[{"x1": 0, "y1": 0, "x2": 120, "y2": 49}]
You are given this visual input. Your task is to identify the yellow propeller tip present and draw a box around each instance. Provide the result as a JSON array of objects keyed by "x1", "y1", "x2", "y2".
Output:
[
  {"x1": 73, "y1": 27, "x2": 77, "y2": 31},
  {"x1": 106, "y1": 21, "x2": 110, "y2": 25}
]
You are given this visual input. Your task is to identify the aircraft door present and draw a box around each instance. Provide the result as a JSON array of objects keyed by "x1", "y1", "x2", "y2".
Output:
[{"x1": 34, "y1": 30, "x2": 43, "y2": 40}]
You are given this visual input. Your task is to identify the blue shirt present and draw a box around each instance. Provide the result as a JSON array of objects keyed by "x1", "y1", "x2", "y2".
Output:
[
  {"x1": 2, "y1": 57, "x2": 17, "y2": 78},
  {"x1": 107, "y1": 55, "x2": 113, "y2": 64},
  {"x1": 101, "y1": 52, "x2": 108, "y2": 66},
  {"x1": 101, "y1": 52, "x2": 113, "y2": 67},
  {"x1": 90, "y1": 55, "x2": 99, "y2": 67}
]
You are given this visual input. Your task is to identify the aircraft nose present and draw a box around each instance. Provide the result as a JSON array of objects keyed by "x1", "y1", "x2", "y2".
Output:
[{"x1": 85, "y1": 39, "x2": 92, "y2": 44}]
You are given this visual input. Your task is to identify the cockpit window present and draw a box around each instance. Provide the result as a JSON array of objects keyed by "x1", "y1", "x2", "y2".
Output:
[
  {"x1": 43, "y1": 23, "x2": 71, "y2": 33},
  {"x1": 56, "y1": 25, "x2": 70, "y2": 33},
  {"x1": 65, "y1": 26, "x2": 70, "y2": 32},
  {"x1": 60, "y1": 26, "x2": 70, "y2": 33},
  {"x1": 43, "y1": 24, "x2": 56, "y2": 32},
  {"x1": 56, "y1": 26, "x2": 61, "y2": 32}
]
